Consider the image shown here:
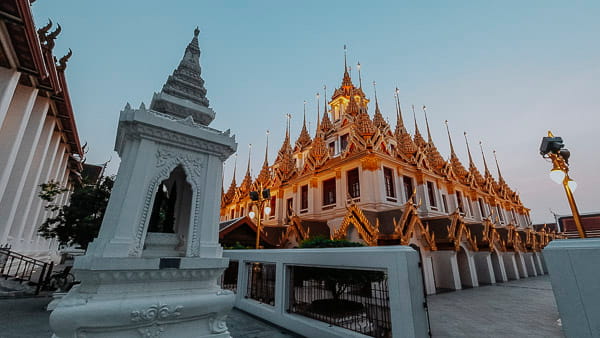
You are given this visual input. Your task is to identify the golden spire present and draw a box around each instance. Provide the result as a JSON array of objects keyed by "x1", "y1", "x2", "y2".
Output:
[
  {"x1": 357, "y1": 62, "x2": 362, "y2": 88},
  {"x1": 257, "y1": 131, "x2": 271, "y2": 185},
  {"x1": 493, "y1": 150, "x2": 506, "y2": 185},
  {"x1": 240, "y1": 144, "x2": 253, "y2": 193},
  {"x1": 444, "y1": 120, "x2": 456, "y2": 157},
  {"x1": 412, "y1": 104, "x2": 427, "y2": 149},
  {"x1": 372, "y1": 81, "x2": 387, "y2": 130},
  {"x1": 224, "y1": 153, "x2": 238, "y2": 204},
  {"x1": 479, "y1": 141, "x2": 492, "y2": 178},
  {"x1": 320, "y1": 85, "x2": 333, "y2": 133},
  {"x1": 464, "y1": 132, "x2": 475, "y2": 167},
  {"x1": 423, "y1": 105, "x2": 433, "y2": 144},
  {"x1": 295, "y1": 101, "x2": 312, "y2": 149},
  {"x1": 394, "y1": 89, "x2": 417, "y2": 157},
  {"x1": 341, "y1": 45, "x2": 353, "y2": 88}
]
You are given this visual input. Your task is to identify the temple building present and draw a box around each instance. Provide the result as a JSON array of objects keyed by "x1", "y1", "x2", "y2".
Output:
[
  {"x1": 220, "y1": 56, "x2": 563, "y2": 294},
  {"x1": 0, "y1": 0, "x2": 82, "y2": 259}
]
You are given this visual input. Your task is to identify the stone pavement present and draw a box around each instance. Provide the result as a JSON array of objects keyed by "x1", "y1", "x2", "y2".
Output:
[
  {"x1": 0, "y1": 275, "x2": 562, "y2": 338},
  {"x1": 428, "y1": 275, "x2": 564, "y2": 338}
]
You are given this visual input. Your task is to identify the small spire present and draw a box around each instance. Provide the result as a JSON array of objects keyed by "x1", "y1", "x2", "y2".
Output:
[
  {"x1": 194, "y1": 26, "x2": 200, "y2": 37},
  {"x1": 246, "y1": 143, "x2": 252, "y2": 176},
  {"x1": 444, "y1": 120, "x2": 456, "y2": 156},
  {"x1": 232, "y1": 153, "x2": 238, "y2": 182},
  {"x1": 479, "y1": 141, "x2": 491, "y2": 177},
  {"x1": 423, "y1": 105, "x2": 433, "y2": 144},
  {"x1": 412, "y1": 104, "x2": 419, "y2": 134},
  {"x1": 493, "y1": 150, "x2": 505, "y2": 183},
  {"x1": 357, "y1": 62, "x2": 362, "y2": 88},
  {"x1": 344, "y1": 44, "x2": 347, "y2": 72},
  {"x1": 394, "y1": 88, "x2": 405, "y2": 129},
  {"x1": 464, "y1": 132, "x2": 475, "y2": 167},
  {"x1": 264, "y1": 130, "x2": 269, "y2": 165}
]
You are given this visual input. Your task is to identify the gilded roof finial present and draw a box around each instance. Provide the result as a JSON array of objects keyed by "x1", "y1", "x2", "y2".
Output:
[
  {"x1": 444, "y1": 120, "x2": 456, "y2": 156},
  {"x1": 285, "y1": 113, "x2": 292, "y2": 138},
  {"x1": 357, "y1": 62, "x2": 362, "y2": 88},
  {"x1": 464, "y1": 132, "x2": 475, "y2": 167},
  {"x1": 246, "y1": 143, "x2": 252, "y2": 176},
  {"x1": 412, "y1": 104, "x2": 420, "y2": 134},
  {"x1": 479, "y1": 141, "x2": 491, "y2": 177},
  {"x1": 194, "y1": 26, "x2": 200, "y2": 37},
  {"x1": 344, "y1": 44, "x2": 347, "y2": 73},
  {"x1": 493, "y1": 150, "x2": 505, "y2": 183},
  {"x1": 264, "y1": 130, "x2": 270, "y2": 165},
  {"x1": 57, "y1": 48, "x2": 73, "y2": 71},
  {"x1": 232, "y1": 153, "x2": 238, "y2": 183},
  {"x1": 423, "y1": 105, "x2": 433, "y2": 144}
]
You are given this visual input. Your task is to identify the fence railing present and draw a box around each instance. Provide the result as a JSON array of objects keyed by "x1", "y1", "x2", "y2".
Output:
[
  {"x1": 288, "y1": 266, "x2": 391, "y2": 337},
  {"x1": 223, "y1": 246, "x2": 429, "y2": 338},
  {"x1": 0, "y1": 248, "x2": 53, "y2": 294},
  {"x1": 220, "y1": 259, "x2": 239, "y2": 293}
]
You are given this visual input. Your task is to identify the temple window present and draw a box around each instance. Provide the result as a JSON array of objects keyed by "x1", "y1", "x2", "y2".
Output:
[
  {"x1": 322, "y1": 178, "x2": 336, "y2": 207},
  {"x1": 340, "y1": 134, "x2": 349, "y2": 152},
  {"x1": 269, "y1": 196, "x2": 276, "y2": 219},
  {"x1": 383, "y1": 167, "x2": 396, "y2": 201},
  {"x1": 426, "y1": 181, "x2": 438, "y2": 210},
  {"x1": 455, "y1": 190, "x2": 465, "y2": 214},
  {"x1": 240, "y1": 206, "x2": 244, "y2": 217},
  {"x1": 328, "y1": 141, "x2": 336, "y2": 156},
  {"x1": 442, "y1": 194, "x2": 449, "y2": 213},
  {"x1": 497, "y1": 205, "x2": 505, "y2": 224},
  {"x1": 511, "y1": 209, "x2": 518, "y2": 224},
  {"x1": 467, "y1": 198, "x2": 475, "y2": 217},
  {"x1": 347, "y1": 168, "x2": 360, "y2": 199},
  {"x1": 478, "y1": 198, "x2": 486, "y2": 218},
  {"x1": 230, "y1": 209, "x2": 234, "y2": 219},
  {"x1": 300, "y1": 185, "x2": 309, "y2": 212},
  {"x1": 286, "y1": 197, "x2": 294, "y2": 217},
  {"x1": 402, "y1": 176, "x2": 414, "y2": 203}
]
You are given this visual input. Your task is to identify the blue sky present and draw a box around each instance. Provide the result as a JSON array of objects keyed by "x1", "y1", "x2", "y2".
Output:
[{"x1": 33, "y1": 1, "x2": 600, "y2": 223}]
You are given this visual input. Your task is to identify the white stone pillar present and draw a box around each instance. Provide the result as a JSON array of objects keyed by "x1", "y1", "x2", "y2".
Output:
[
  {"x1": 11, "y1": 117, "x2": 57, "y2": 246},
  {"x1": 0, "y1": 97, "x2": 49, "y2": 245},
  {"x1": 524, "y1": 252, "x2": 538, "y2": 276},
  {"x1": 431, "y1": 250, "x2": 461, "y2": 290},
  {"x1": 21, "y1": 133, "x2": 61, "y2": 247},
  {"x1": 490, "y1": 251, "x2": 508, "y2": 282},
  {"x1": 0, "y1": 68, "x2": 20, "y2": 126},
  {"x1": 421, "y1": 253, "x2": 437, "y2": 295},
  {"x1": 501, "y1": 252, "x2": 520, "y2": 280},
  {"x1": 0, "y1": 85, "x2": 38, "y2": 202},
  {"x1": 473, "y1": 251, "x2": 496, "y2": 284},
  {"x1": 28, "y1": 144, "x2": 67, "y2": 244},
  {"x1": 40, "y1": 152, "x2": 69, "y2": 226}
]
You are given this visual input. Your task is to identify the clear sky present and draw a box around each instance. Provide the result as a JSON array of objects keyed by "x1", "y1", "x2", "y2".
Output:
[{"x1": 33, "y1": 1, "x2": 599, "y2": 224}]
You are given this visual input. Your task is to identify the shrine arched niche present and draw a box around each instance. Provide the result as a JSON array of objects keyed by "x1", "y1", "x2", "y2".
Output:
[{"x1": 142, "y1": 164, "x2": 194, "y2": 257}]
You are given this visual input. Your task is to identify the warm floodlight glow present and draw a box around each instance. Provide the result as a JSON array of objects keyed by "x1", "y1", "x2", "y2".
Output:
[
  {"x1": 567, "y1": 179, "x2": 577, "y2": 192},
  {"x1": 549, "y1": 169, "x2": 565, "y2": 184},
  {"x1": 264, "y1": 206, "x2": 271, "y2": 215},
  {"x1": 249, "y1": 211, "x2": 256, "y2": 219}
]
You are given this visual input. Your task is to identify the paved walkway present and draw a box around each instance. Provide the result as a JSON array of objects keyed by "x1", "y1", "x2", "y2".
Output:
[
  {"x1": 0, "y1": 275, "x2": 562, "y2": 338},
  {"x1": 428, "y1": 275, "x2": 564, "y2": 338}
]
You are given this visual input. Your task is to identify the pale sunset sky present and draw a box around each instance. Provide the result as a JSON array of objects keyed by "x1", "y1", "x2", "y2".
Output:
[{"x1": 33, "y1": 1, "x2": 599, "y2": 224}]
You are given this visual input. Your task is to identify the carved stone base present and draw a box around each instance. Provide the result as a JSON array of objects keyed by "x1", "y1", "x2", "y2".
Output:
[{"x1": 50, "y1": 257, "x2": 234, "y2": 338}]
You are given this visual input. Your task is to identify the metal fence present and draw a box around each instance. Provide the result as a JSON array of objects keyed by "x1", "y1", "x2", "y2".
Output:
[
  {"x1": 245, "y1": 262, "x2": 276, "y2": 305},
  {"x1": 220, "y1": 260, "x2": 239, "y2": 293},
  {"x1": 0, "y1": 247, "x2": 53, "y2": 294},
  {"x1": 287, "y1": 265, "x2": 391, "y2": 337}
]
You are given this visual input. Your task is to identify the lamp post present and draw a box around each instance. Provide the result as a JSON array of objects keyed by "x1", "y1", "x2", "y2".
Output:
[
  {"x1": 540, "y1": 131, "x2": 586, "y2": 238},
  {"x1": 249, "y1": 185, "x2": 271, "y2": 249}
]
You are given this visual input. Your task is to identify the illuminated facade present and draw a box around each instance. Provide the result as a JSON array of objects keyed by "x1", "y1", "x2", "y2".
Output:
[{"x1": 220, "y1": 58, "x2": 562, "y2": 294}]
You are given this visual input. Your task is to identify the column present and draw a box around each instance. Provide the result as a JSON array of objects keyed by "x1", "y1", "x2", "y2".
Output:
[
  {"x1": 37, "y1": 151, "x2": 69, "y2": 231},
  {"x1": 0, "y1": 85, "x2": 38, "y2": 202},
  {"x1": 25, "y1": 142, "x2": 65, "y2": 247},
  {"x1": 11, "y1": 117, "x2": 56, "y2": 245},
  {"x1": 0, "y1": 98, "x2": 49, "y2": 244},
  {"x1": 0, "y1": 68, "x2": 20, "y2": 126}
]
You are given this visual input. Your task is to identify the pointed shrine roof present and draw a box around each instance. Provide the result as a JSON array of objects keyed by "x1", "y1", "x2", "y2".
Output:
[{"x1": 150, "y1": 28, "x2": 215, "y2": 125}]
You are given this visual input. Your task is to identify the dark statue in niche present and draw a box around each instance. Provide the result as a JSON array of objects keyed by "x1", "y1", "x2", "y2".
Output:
[{"x1": 148, "y1": 182, "x2": 177, "y2": 233}]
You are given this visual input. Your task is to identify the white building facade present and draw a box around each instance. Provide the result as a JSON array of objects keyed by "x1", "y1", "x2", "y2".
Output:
[{"x1": 0, "y1": 0, "x2": 82, "y2": 259}]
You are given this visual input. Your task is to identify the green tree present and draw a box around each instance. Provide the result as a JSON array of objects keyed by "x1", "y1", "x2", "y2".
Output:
[{"x1": 38, "y1": 175, "x2": 113, "y2": 249}]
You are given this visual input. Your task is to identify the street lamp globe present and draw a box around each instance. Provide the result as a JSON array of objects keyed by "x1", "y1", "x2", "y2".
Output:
[
  {"x1": 567, "y1": 179, "x2": 577, "y2": 192},
  {"x1": 249, "y1": 211, "x2": 256, "y2": 219},
  {"x1": 549, "y1": 168, "x2": 565, "y2": 184},
  {"x1": 264, "y1": 206, "x2": 271, "y2": 215}
]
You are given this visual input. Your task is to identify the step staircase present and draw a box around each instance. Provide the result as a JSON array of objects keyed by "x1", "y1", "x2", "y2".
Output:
[{"x1": 0, "y1": 247, "x2": 54, "y2": 296}]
